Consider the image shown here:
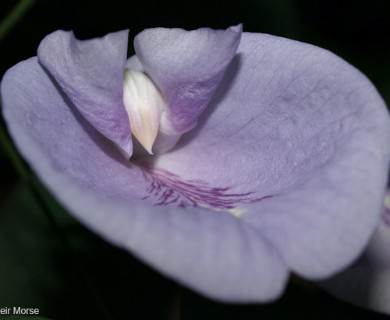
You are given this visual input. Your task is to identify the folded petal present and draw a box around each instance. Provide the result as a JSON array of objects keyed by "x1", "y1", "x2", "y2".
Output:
[
  {"x1": 154, "y1": 33, "x2": 390, "y2": 278},
  {"x1": 1, "y1": 57, "x2": 288, "y2": 302},
  {"x1": 364, "y1": 195, "x2": 390, "y2": 268},
  {"x1": 37, "y1": 30, "x2": 132, "y2": 156},
  {"x1": 321, "y1": 193, "x2": 390, "y2": 315},
  {"x1": 134, "y1": 25, "x2": 242, "y2": 134}
]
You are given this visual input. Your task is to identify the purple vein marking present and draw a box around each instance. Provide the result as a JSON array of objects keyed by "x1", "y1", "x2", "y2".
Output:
[{"x1": 137, "y1": 163, "x2": 270, "y2": 209}]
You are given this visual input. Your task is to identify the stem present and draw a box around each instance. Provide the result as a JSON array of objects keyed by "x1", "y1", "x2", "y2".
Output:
[
  {"x1": 170, "y1": 287, "x2": 182, "y2": 320},
  {"x1": 0, "y1": 0, "x2": 37, "y2": 43}
]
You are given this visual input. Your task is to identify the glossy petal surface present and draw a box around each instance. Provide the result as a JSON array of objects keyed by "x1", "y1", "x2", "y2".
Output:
[{"x1": 37, "y1": 30, "x2": 132, "y2": 156}]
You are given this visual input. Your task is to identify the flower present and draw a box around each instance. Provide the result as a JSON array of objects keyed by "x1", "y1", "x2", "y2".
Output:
[
  {"x1": 321, "y1": 189, "x2": 390, "y2": 314},
  {"x1": 1, "y1": 25, "x2": 390, "y2": 302}
]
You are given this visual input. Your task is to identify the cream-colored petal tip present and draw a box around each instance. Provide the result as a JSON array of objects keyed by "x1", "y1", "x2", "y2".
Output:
[{"x1": 123, "y1": 69, "x2": 165, "y2": 154}]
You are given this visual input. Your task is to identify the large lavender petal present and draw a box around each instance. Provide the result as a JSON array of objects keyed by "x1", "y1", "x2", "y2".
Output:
[
  {"x1": 37, "y1": 30, "x2": 132, "y2": 156},
  {"x1": 154, "y1": 33, "x2": 390, "y2": 278},
  {"x1": 1, "y1": 57, "x2": 288, "y2": 302},
  {"x1": 134, "y1": 25, "x2": 242, "y2": 134}
]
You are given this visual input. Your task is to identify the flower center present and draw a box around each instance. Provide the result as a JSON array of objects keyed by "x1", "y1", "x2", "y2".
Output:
[{"x1": 123, "y1": 69, "x2": 166, "y2": 154}]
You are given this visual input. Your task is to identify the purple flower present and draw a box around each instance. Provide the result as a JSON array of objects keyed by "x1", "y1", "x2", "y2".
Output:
[
  {"x1": 322, "y1": 189, "x2": 390, "y2": 314},
  {"x1": 1, "y1": 25, "x2": 390, "y2": 302}
]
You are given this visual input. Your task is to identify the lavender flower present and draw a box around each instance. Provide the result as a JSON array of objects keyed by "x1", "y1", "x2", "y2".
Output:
[{"x1": 1, "y1": 26, "x2": 390, "y2": 302}]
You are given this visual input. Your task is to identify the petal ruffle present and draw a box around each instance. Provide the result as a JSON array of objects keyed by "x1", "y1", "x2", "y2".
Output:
[
  {"x1": 37, "y1": 30, "x2": 132, "y2": 156},
  {"x1": 154, "y1": 33, "x2": 390, "y2": 278},
  {"x1": 134, "y1": 25, "x2": 242, "y2": 134},
  {"x1": 1, "y1": 57, "x2": 288, "y2": 302},
  {"x1": 321, "y1": 198, "x2": 390, "y2": 315}
]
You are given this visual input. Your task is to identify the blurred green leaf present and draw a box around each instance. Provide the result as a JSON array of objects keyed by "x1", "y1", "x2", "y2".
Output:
[{"x1": 0, "y1": 0, "x2": 37, "y2": 43}]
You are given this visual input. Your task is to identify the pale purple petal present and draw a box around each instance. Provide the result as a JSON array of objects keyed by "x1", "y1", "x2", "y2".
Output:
[
  {"x1": 37, "y1": 30, "x2": 132, "y2": 156},
  {"x1": 153, "y1": 33, "x2": 390, "y2": 278},
  {"x1": 1, "y1": 57, "x2": 288, "y2": 302},
  {"x1": 134, "y1": 25, "x2": 242, "y2": 134}
]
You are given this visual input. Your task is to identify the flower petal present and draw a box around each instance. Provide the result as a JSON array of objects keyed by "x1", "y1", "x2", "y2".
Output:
[
  {"x1": 153, "y1": 33, "x2": 390, "y2": 278},
  {"x1": 1, "y1": 57, "x2": 288, "y2": 302},
  {"x1": 37, "y1": 30, "x2": 132, "y2": 156},
  {"x1": 134, "y1": 25, "x2": 242, "y2": 134}
]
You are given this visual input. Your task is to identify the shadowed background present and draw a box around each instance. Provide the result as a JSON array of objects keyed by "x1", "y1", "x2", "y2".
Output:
[{"x1": 0, "y1": 0, "x2": 389, "y2": 319}]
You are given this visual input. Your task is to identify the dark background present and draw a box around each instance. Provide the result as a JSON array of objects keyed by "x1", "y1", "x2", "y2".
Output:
[{"x1": 0, "y1": 0, "x2": 390, "y2": 319}]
